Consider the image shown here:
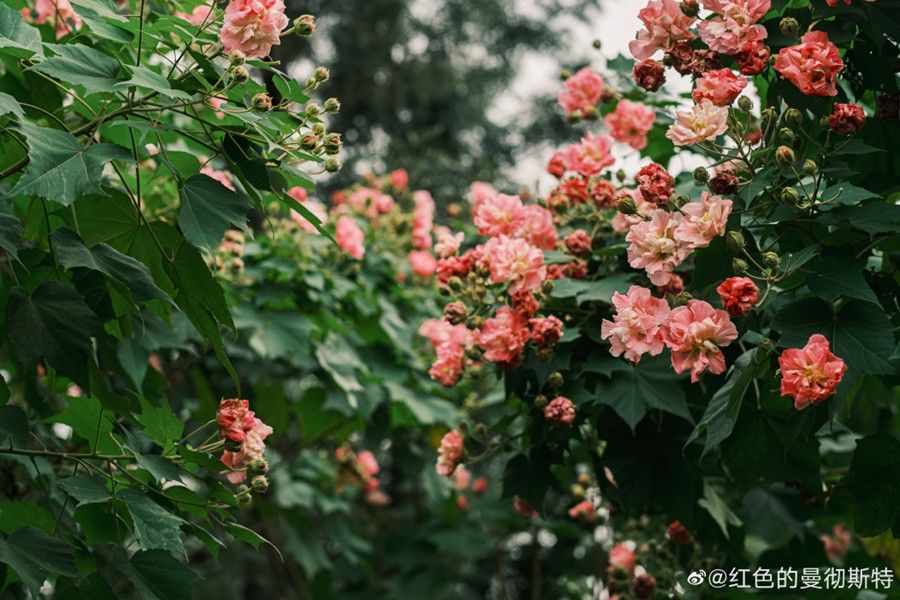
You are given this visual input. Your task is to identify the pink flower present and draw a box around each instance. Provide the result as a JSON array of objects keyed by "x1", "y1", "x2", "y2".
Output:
[
  {"x1": 469, "y1": 181, "x2": 498, "y2": 209},
  {"x1": 336, "y1": 216, "x2": 365, "y2": 260},
  {"x1": 33, "y1": 0, "x2": 82, "y2": 39},
  {"x1": 568, "y1": 500, "x2": 596, "y2": 521},
  {"x1": 208, "y1": 97, "x2": 226, "y2": 119},
  {"x1": 544, "y1": 396, "x2": 576, "y2": 425},
  {"x1": 220, "y1": 0, "x2": 289, "y2": 59},
  {"x1": 434, "y1": 227, "x2": 464, "y2": 258},
  {"x1": 626, "y1": 210, "x2": 692, "y2": 286},
  {"x1": 478, "y1": 306, "x2": 530, "y2": 365},
  {"x1": 558, "y1": 67, "x2": 605, "y2": 116},
  {"x1": 418, "y1": 319, "x2": 475, "y2": 349},
  {"x1": 663, "y1": 300, "x2": 738, "y2": 382},
  {"x1": 608, "y1": 543, "x2": 637, "y2": 573},
  {"x1": 473, "y1": 193, "x2": 525, "y2": 237},
  {"x1": 563, "y1": 132, "x2": 615, "y2": 177},
  {"x1": 357, "y1": 450, "x2": 380, "y2": 477},
  {"x1": 604, "y1": 100, "x2": 656, "y2": 150},
  {"x1": 692, "y1": 68, "x2": 747, "y2": 106},
  {"x1": 290, "y1": 200, "x2": 327, "y2": 234},
  {"x1": 547, "y1": 151, "x2": 567, "y2": 178},
  {"x1": 629, "y1": 0, "x2": 697, "y2": 60},
  {"x1": 821, "y1": 524, "x2": 852, "y2": 561},
  {"x1": 514, "y1": 205, "x2": 558, "y2": 250},
  {"x1": 288, "y1": 186, "x2": 308, "y2": 202},
  {"x1": 482, "y1": 236, "x2": 546, "y2": 294},
  {"x1": 774, "y1": 31, "x2": 844, "y2": 97},
  {"x1": 674, "y1": 192, "x2": 733, "y2": 248},
  {"x1": 412, "y1": 190, "x2": 435, "y2": 250},
  {"x1": 601, "y1": 286, "x2": 671, "y2": 362},
  {"x1": 564, "y1": 230, "x2": 593, "y2": 256},
  {"x1": 389, "y1": 168, "x2": 409, "y2": 191},
  {"x1": 429, "y1": 343, "x2": 466, "y2": 387},
  {"x1": 436, "y1": 430, "x2": 464, "y2": 477},
  {"x1": 529, "y1": 316, "x2": 563, "y2": 346},
  {"x1": 778, "y1": 334, "x2": 847, "y2": 409},
  {"x1": 666, "y1": 100, "x2": 729, "y2": 146},
  {"x1": 217, "y1": 399, "x2": 257, "y2": 443},
  {"x1": 698, "y1": 0, "x2": 770, "y2": 55},
  {"x1": 716, "y1": 276, "x2": 759, "y2": 316},
  {"x1": 453, "y1": 464, "x2": 472, "y2": 490},
  {"x1": 201, "y1": 165, "x2": 236, "y2": 191},
  {"x1": 636, "y1": 162, "x2": 675, "y2": 205},
  {"x1": 217, "y1": 399, "x2": 273, "y2": 483},
  {"x1": 408, "y1": 251, "x2": 437, "y2": 277},
  {"x1": 176, "y1": 4, "x2": 213, "y2": 26}
]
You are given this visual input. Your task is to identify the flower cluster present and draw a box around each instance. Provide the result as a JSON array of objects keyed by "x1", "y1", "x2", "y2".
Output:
[{"x1": 217, "y1": 399, "x2": 273, "y2": 484}]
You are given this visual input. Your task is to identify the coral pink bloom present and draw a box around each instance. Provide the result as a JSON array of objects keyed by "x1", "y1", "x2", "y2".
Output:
[
  {"x1": 389, "y1": 168, "x2": 409, "y2": 191},
  {"x1": 611, "y1": 190, "x2": 655, "y2": 234},
  {"x1": 558, "y1": 67, "x2": 605, "y2": 116},
  {"x1": 201, "y1": 165, "x2": 236, "y2": 191},
  {"x1": 666, "y1": 100, "x2": 729, "y2": 146},
  {"x1": 664, "y1": 300, "x2": 738, "y2": 382},
  {"x1": 434, "y1": 227, "x2": 464, "y2": 257},
  {"x1": 336, "y1": 216, "x2": 365, "y2": 260},
  {"x1": 544, "y1": 396, "x2": 576, "y2": 425},
  {"x1": 692, "y1": 68, "x2": 747, "y2": 106},
  {"x1": 429, "y1": 342, "x2": 466, "y2": 387},
  {"x1": 473, "y1": 193, "x2": 525, "y2": 237},
  {"x1": 478, "y1": 306, "x2": 530, "y2": 365},
  {"x1": 208, "y1": 96, "x2": 226, "y2": 119},
  {"x1": 217, "y1": 399, "x2": 257, "y2": 443},
  {"x1": 530, "y1": 315, "x2": 563, "y2": 346},
  {"x1": 483, "y1": 236, "x2": 547, "y2": 294},
  {"x1": 412, "y1": 190, "x2": 435, "y2": 250},
  {"x1": 176, "y1": 4, "x2": 213, "y2": 26},
  {"x1": 290, "y1": 200, "x2": 327, "y2": 234},
  {"x1": 357, "y1": 450, "x2": 380, "y2": 477},
  {"x1": 469, "y1": 181, "x2": 499, "y2": 209},
  {"x1": 408, "y1": 251, "x2": 437, "y2": 277},
  {"x1": 675, "y1": 192, "x2": 733, "y2": 248},
  {"x1": 608, "y1": 543, "x2": 637, "y2": 573},
  {"x1": 774, "y1": 31, "x2": 844, "y2": 97},
  {"x1": 514, "y1": 205, "x2": 558, "y2": 250},
  {"x1": 220, "y1": 0, "x2": 289, "y2": 59},
  {"x1": 629, "y1": 0, "x2": 697, "y2": 60},
  {"x1": 219, "y1": 403, "x2": 273, "y2": 484},
  {"x1": 778, "y1": 334, "x2": 847, "y2": 409},
  {"x1": 626, "y1": 210, "x2": 692, "y2": 286},
  {"x1": 436, "y1": 430, "x2": 464, "y2": 477},
  {"x1": 698, "y1": 0, "x2": 770, "y2": 55},
  {"x1": 601, "y1": 286, "x2": 671, "y2": 362},
  {"x1": 33, "y1": 0, "x2": 82, "y2": 39},
  {"x1": 604, "y1": 100, "x2": 656, "y2": 150},
  {"x1": 716, "y1": 276, "x2": 759, "y2": 317},
  {"x1": 453, "y1": 464, "x2": 472, "y2": 490},
  {"x1": 563, "y1": 132, "x2": 615, "y2": 177},
  {"x1": 418, "y1": 319, "x2": 474, "y2": 349},
  {"x1": 568, "y1": 500, "x2": 596, "y2": 521}
]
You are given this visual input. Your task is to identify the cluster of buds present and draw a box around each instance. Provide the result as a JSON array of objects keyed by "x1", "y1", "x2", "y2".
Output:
[{"x1": 215, "y1": 229, "x2": 246, "y2": 274}]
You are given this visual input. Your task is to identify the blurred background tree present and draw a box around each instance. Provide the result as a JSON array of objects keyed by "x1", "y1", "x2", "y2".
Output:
[{"x1": 275, "y1": 0, "x2": 595, "y2": 201}]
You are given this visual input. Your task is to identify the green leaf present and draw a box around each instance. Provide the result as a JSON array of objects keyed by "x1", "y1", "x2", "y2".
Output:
[
  {"x1": 6, "y1": 282, "x2": 101, "y2": 388},
  {"x1": 772, "y1": 298, "x2": 896, "y2": 392},
  {"x1": 817, "y1": 182, "x2": 880, "y2": 211},
  {"x1": 58, "y1": 475, "x2": 113, "y2": 506},
  {"x1": 0, "y1": 526, "x2": 77, "y2": 594},
  {"x1": 224, "y1": 522, "x2": 283, "y2": 562},
  {"x1": 118, "y1": 65, "x2": 192, "y2": 100},
  {"x1": 0, "y1": 92, "x2": 23, "y2": 118},
  {"x1": 741, "y1": 488, "x2": 803, "y2": 559},
  {"x1": 845, "y1": 201, "x2": 900, "y2": 234},
  {"x1": 0, "y1": 212, "x2": 22, "y2": 259},
  {"x1": 121, "y1": 489, "x2": 184, "y2": 554},
  {"x1": 69, "y1": 0, "x2": 128, "y2": 21},
  {"x1": 178, "y1": 174, "x2": 250, "y2": 252},
  {"x1": 278, "y1": 192, "x2": 335, "y2": 243},
  {"x1": 7, "y1": 122, "x2": 132, "y2": 206},
  {"x1": 32, "y1": 43, "x2": 122, "y2": 94},
  {"x1": 685, "y1": 351, "x2": 768, "y2": 457},
  {"x1": 49, "y1": 395, "x2": 119, "y2": 453},
  {"x1": 0, "y1": 3, "x2": 41, "y2": 57},
  {"x1": 52, "y1": 228, "x2": 171, "y2": 304},
  {"x1": 0, "y1": 502, "x2": 54, "y2": 534},
  {"x1": 597, "y1": 354, "x2": 690, "y2": 431},
  {"x1": 0, "y1": 405, "x2": 28, "y2": 446},
  {"x1": 233, "y1": 304, "x2": 312, "y2": 360},
  {"x1": 134, "y1": 398, "x2": 184, "y2": 452},
  {"x1": 840, "y1": 432, "x2": 900, "y2": 536},
  {"x1": 315, "y1": 334, "x2": 365, "y2": 411},
  {"x1": 805, "y1": 254, "x2": 878, "y2": 304},
  {"x1": 124, "y1": 550, "x2": 199, "y2": 600},
  {"x1": 384, "y1": 381, "x2": 457, "y2": 426},
  {"x1": 698, "y1": 480, "x2": 742, "y2": 540}
]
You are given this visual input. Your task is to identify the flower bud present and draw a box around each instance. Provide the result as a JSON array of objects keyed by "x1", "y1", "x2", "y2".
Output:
[
  {"x1": 443, "y1": 301, "x2": 468, "y2": 325},
  {"x1": 758, "y1": 337, "x2": 775, "y2": 353},
  {"x1": 802, "y1": 159, "x2": 817, "y2": 175},
  {"x1": 294, "y1": 14, "x2": 316, "y2": 36},
  {"x1": 231, "y1": 66, "x2": 250, "y2": 83},
  {"x1": 248, "y1": 458, "x2": 269, "y2": 473},
  {"x1": 548, "y1": 372, "x2": 564, "y2": 388},
  {"x1": 762, "y1": 251, "x2": 781, "y2": 269},
  {"x1": 237, "y1": 493, "x2": 253, "y2": 508},
  {"x1": 323, "y1": 132, "x2": 342, "y2": 154},
  {"x1": 726, "y1": 230, "x2": 745, "y2": 252},
  {"x1": 615, "y1": 169, "x2": 627, "y2": 182},
  {"x1": 559, "y1": 69, "x2": 573, "y2": 81},
  {"x1": 324, "y1": 97, "x2": 341, "y2": 113},
  {"x1": 732, "y1": 258, "x2": 749, "y2": 274},
  {"x1": 778, "y1": 128, "x2": 795, "y2": 143},
  {"x1": 775, "y1": 146, "x2": 795, "y2": 166},
  {"x1": 324, "y1": 157, "x2": 341, "y2": 173},
  {"x1": 618, "y1": 197, "x2": 638, "y2": 215},
  {"x1": 780, "y1": 186, "x2": 800, "y2": 204},
  {"x1": 671, "y1": 194, "x2": 691, "y2": 209},
  {"x1": 305, "y1": 102, "x2": 322, "y2": 117},
  {"x1": 592, "y1": 39, "x2": 602, "y2": 50},
  {"x1": 228, "y1": 50, "x2": 246, "y2": 66},
  {"x1": 469, "y1": 315, "x2": 484, "y2": 329},
  {"x1": 785, "y1": 108, "x2": 803, "y2": 126},
  {"x1": 737, "y1": 96, "x2": 753, "y2": 111},
  {"x1": 583, "y1": 106, "x2": 599, "y2": 120},
  {"x1": 779, "y1": 17, "x2": 799, "y2": 37},
  {"x1": 679, "y1": 0, "x2": 699, "y2": 17},
  {"x1": 541, "y1": 280, "x2": 554, "y2": 295},
  {"x1": 314, "y1": 66, "x2": 330, "y2": 82},
  {"x1": 312, "y1": 122, "x2": 326, "y2": 136},
  {"x1": 251, "y1": 475, "x2": 269, "y2": 493},
  {"x1": 693, "y1": 167, "x2": 709, "y2": 183},
  {"x1": 252, "y1": 93, "x2": 272, "y2": 111},
  {"x1": 448, "y1": 276, "x2": 463, "y2": 291},
  {"x1": 300, "y1": 133, "x2": 319, "y2": 150},
  {"x1": 534, "y1": 394, "x2": 548, "y2": 409}
]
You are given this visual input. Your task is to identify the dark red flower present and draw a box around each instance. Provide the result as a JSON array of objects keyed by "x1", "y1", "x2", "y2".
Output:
[
  {"x1": 636, "y1": 162, "x2": 675, "y2": 204},
  {"x1": 716, "y1": 276, "x2": 759, "y2": 317},
  {"x1": 633, "y1": 59, "x2": 666, "y2": 92},
  {"x1": 827, "y1": 103, "x2": 866, "y2": 135}
]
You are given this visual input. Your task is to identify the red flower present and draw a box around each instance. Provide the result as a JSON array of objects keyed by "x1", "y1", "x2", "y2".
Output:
[
  {"x1": 217, "y1": 399, "x2": 256, "y2": 443},
  {"x1": 564, "y1": 230, "x2": 593, "y2": 256},
  {"x1": 779, "y1": 334, "x2": 847, "y2": 409},
  {"x1": 547, "y1": 151, "x2": 566, "y2": 178},
  {"x1": 666, "y1": 520, "x2": 693, "y2": 545},
  {"x1": 827, "y1": 103, "x2": 866, "y2": 135},
  {"x1": 543, "y1": 396, "x2": 576, "y2": 426},
  {"x1": 633, "y1": 59, "x2": 666, "y2": 92},
  {"x1": 736, "y1": 42, "x2": 770, "y2": 76},
  {"x1": 716, "y1": 277, "x2": 759, "y2": 317},
  {"x1": 636, "y1": 162, "x2": 675, "y2": 204},
  {"x1": 708, "y1": 171, "x2": 739, "y2": 195}
]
